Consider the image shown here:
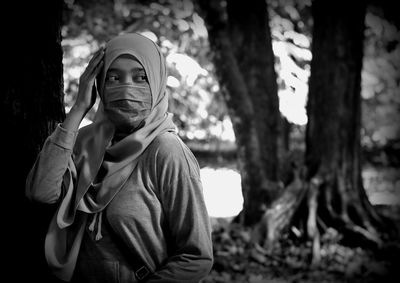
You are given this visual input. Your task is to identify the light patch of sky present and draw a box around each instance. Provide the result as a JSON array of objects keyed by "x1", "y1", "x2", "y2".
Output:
[
  {"x1": 187, "y1": 128, "x2": 207, "y2": 140},
  {"x1": 139, "y1": 30, "x2": 158, "y2": 42},
  {"x1": 176, "y1": 19, "x2": 190, "y2": 32},
  {"x1": 208, "y1": 117, "x2": 236, "y2": 142},
  {"x1": 166, "y1": 53, "x2": 208, "y2": 86},
  {"x1": 65, "y1": 66, "x2": 85, "y2": 80},
  {"x1": 161, "y1": 38, "x2": 175, "y2": 50},
  {"x1": 71, "y1": 44, "x2": 92, "y2": 58},
  {"x1": 167, "y1": 75, "x2": 180, "y2": 88},
  {"x1": 62, "y1": 44, "x2": 91, "y2": 82},
  {"x1": 197, "y1": 90, "x2": 209, "y2": 119},
  {"x1": 361, "y1": 69, "x2": 382, "y2": 99},
  {"x1": 283, "y1": 30, "x2": 310, "y2": 49},
  {"x1": 278, "y1": 89, "x2": 308, "y2": 125},
  {"x1": 273, "y1": 41, "x2": 311, "y2": 125},
  {"x1": 191, "y1": 13, "x2": 208, "y2": 38}
]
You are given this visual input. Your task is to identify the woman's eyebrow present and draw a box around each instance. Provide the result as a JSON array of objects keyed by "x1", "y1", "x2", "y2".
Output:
[
  {"x1": 107, "y1": 67, "x2": 145, "y2": 73},
  {"x1": 132, "y1": 67, "x2": 146, "y2": 73}
]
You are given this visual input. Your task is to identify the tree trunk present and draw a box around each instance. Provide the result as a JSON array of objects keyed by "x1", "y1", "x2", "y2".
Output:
[
  {"x1": 226, "y1": 0, "x2": 281, "y2": 182},
  {"x1": 196, "y1": 0, "x2": 282, "y2": 226},
  {"x1": 2, "y1": 0, "x2": 64, "y2": 281},
  {"x1": 245, "y1": 0, "x2": 397, "y2": 255},
  {"x1": 305, "y1": 0, "x2": 386, "y2": 253},
  {"x1": 252, "y1": 168, "x2": 305, "y2": 249}
]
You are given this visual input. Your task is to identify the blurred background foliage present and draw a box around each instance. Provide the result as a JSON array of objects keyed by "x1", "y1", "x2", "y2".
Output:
[{"x1": 61, "y1": 0, "x2": 399, "y2": 168}]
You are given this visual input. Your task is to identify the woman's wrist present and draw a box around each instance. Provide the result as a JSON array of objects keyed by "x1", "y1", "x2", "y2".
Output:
[
  {"x1": 71, "y1": 103, "x2": 91, "y2": 115},
  {"x1": 62, "y1": 104, "x2": 88, "y2": 132}
]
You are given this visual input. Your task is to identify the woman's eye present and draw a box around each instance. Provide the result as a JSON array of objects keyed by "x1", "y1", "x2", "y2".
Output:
[
  {"x1": 133, "y1": 74, "x2": 148, "y2": 83},
  {"x1": 106, "y1": 75, "x2": 118, "y2": 82}
]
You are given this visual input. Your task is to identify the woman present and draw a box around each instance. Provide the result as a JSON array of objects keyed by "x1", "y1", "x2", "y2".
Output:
[{"x1": 26, "y1": 33, "x2": 213, "y2": 283}]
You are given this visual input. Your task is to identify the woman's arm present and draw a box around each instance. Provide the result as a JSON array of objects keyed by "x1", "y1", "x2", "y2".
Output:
[
  {"x1": 25, "y1": 124, "x2": 78, "y2": 203},
  {"x1": 147, "y1": 136, "x2": 214, "y2": 282},
  {"x1": 148, "y1": 177, "x2": 214, "y2": 282},
  {"x1": 25, "y1": 48, "x2": 104, "y2": 204}
]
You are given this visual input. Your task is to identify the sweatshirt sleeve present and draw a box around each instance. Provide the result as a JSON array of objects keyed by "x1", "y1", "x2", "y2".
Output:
[
  {"x1": 147, "y1": 135, "x2": 214, "y2": 282},
  {"x1": 25, "y1": 124, "x2": 78, "y2": 204}
]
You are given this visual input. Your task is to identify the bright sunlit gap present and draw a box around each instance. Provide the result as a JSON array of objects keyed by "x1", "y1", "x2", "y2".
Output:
[
  {"x1": 272, "y1": 39, "x2": 311, "y2": 126},
  {"x1": 200, "y1": 167, "x2": 243, "y2": 218}
]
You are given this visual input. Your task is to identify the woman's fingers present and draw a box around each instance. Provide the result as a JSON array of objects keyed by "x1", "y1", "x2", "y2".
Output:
[
  {"x1": 75, "y1": 47, "x2": 105, "y2": 110},
  {"x1": 91, "y1": 48, "x2": 105, "y2": 66},
  {"x1": 84, "y1": 47, "x2": 105, "y2": 77},
  {"x1": 93, "y1": 57, "x2": 104, "y2": 76},
  {"x1": 89, "y1": 47, "x2": 104, "y2": 63}
]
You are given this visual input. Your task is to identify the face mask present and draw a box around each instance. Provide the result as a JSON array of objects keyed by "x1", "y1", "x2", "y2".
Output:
[{"x1": 103, "y1": 84, "x2": 152, "y2": 134}]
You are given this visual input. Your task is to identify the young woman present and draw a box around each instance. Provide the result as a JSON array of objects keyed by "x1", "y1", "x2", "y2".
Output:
[{"x1": 26, "y1": 33, "x2": 213, "y2": 283}]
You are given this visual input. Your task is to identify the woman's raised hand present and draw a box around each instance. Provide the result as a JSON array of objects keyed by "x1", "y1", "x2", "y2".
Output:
[{"x1": 75, "y1": 47, "x2": 104, "y2": 112}]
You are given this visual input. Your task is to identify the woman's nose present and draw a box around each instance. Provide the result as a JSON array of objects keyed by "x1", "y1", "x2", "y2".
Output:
[
  {"x1": 121, "y1": 74, "x2": 133, "y2": 84},
  {"x1": 119, "y1": 74, "x2": 133, "y2": 84}
]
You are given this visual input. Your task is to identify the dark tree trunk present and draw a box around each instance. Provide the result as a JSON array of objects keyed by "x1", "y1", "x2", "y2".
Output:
[
  {"x1": 227, "y1": 0, "x2": 280, "y2": 182},
  {"x1": 196, "y1": 0, "x2": 282, "y2": 226},
  {"x1": 249, "y1": 1, "x2": 396, "y2": 263},
  {"x1": 304, "y1": 0, "x2": 387, "y2": 260},
  {"x1": 2, "y1": 0, "x2": 64, "y2": 281}
]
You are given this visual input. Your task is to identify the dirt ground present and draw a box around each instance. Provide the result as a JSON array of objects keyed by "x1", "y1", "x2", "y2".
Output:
[{"x1": 202, "y1": 205, "x2": 400, "y2": 283}]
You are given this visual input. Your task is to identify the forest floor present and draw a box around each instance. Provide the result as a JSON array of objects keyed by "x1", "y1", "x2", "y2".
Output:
[
  {"x1": 192, "y1": 145, "x2": 400, "y2": 283},
  {"x1": 201, "y1": 205, "x2": 400, "y2": 283},
  {"x1": 196, "y1": 162, "x2": 400, "y2": 283}
]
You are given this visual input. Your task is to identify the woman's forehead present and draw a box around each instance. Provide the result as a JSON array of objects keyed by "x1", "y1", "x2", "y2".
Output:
[{"x1": 108, "y1": 54, "x2": 144, "y2": 71}]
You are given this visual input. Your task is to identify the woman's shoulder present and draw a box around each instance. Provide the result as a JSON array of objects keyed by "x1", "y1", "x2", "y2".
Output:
[
  {"x1": 147, "y1": 132, "x2": 200, "y2": 177},
  {"x1": 149, "y1": 131, "x2": 188, "y2": 156}
]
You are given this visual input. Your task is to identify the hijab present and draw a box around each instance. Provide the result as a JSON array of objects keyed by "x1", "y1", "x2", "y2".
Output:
[{"x1": 44, "y1": 33, "x2": 176, "y2": 281}]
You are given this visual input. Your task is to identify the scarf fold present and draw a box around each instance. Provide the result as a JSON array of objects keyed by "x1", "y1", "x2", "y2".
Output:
[{"x1": 44, "y1": 33, "x2": 176, "y2": 281}]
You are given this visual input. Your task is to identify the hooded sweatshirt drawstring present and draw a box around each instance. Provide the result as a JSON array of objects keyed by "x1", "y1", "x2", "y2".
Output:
[{"x1": 88, "y1": 211, "x2": 103, "y2": 241}]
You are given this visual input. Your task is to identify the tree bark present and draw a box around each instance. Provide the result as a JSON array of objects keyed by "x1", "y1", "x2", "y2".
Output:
[
  {"x1": 2, "y1": 0, "x2": 65, "y2": 281},
  {"x1": 252, "y1": 168, "x2": 304, "y2": 249},
  {"x1": 226, "y1": 0, "x2": 281, "y2": 182},
  {"x1": 305, "y1": 0, "x2": 385, "y2": 250},
  {"x1": 196, "y1": 0, "x2": 281, "y2": 226}
]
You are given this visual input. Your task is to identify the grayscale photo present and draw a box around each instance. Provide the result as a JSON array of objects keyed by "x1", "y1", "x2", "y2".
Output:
[{"x1": 3, "y1": 0, "x2": 399, "y2": 282}]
